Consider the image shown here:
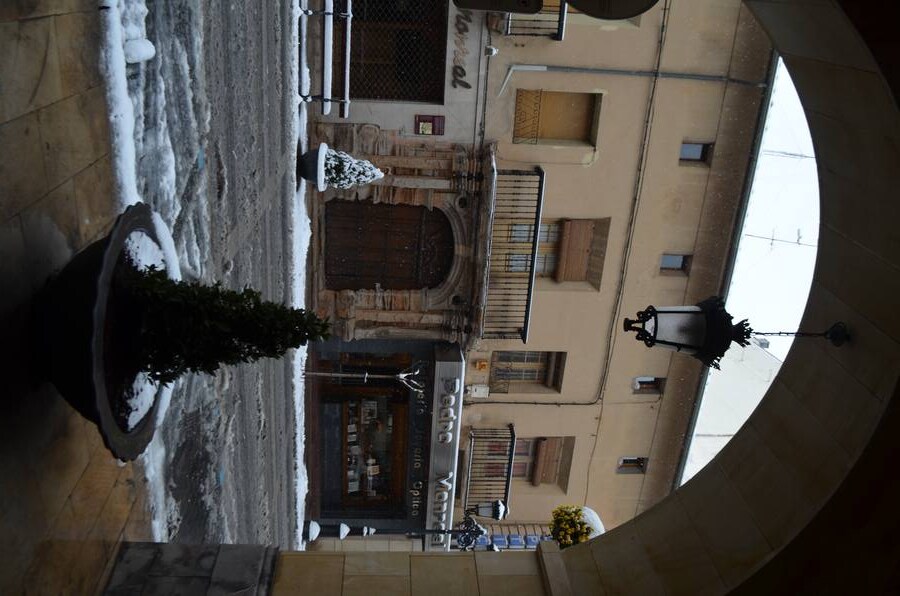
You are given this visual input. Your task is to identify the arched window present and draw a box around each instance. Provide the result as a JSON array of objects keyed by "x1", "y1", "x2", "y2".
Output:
[{"x1": 325, "y1": 200, "x2": 454, "y2": 291}]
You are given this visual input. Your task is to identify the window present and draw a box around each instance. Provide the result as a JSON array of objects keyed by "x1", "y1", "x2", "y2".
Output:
[
  {"x1": 502, "y1": 219, "x2": 612, "y2": 286},
  {"x1": 633, "y1": 376, "x2": 665, "y2": 394},
  {"x1": 504, "y1": 222, "x2": 561, "y2": 278},
  {"x1": 660, "y1": 253, "x2": 692, "y2": 274},
  {"x1": 508, "y1": 222, "x2": 560, "y2": 244},
  {"x1": 617, "y1": 456, "x2": 648, "y2": 474},
  {"x1": 680, "y1": 142, "x2": 713, "y2": 164},
  {"x1": 512, "y1": 439, "x2": 537, "y2": 479},
  {"x1": 505, "y1": 253, "x2": 558, "y2": 276},
  {"x1": 514, "y1": 90, "x2": 601, "y2": 145},
  {"x1": 489, "y1": 351, "x2": 566, "y2": 394},
  {"x1": 513, "y1": 437, "x2": 576, "y2": 491}
]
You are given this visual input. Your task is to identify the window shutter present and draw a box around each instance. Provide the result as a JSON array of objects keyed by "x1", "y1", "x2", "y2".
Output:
[
  {"x1": 555, "y1": 220, "x2": 595, "y2": 282},
  {"x1": 530, "y1": 437, "x2": 563, "y2": 485}
]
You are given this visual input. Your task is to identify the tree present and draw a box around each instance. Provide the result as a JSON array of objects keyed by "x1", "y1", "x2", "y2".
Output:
[
  {"x1": 124, "y1": 266, "x2": 330, "y2": 384},
  {"x1": 324, "y1": 148, "x2": 384, "y2": 189}
]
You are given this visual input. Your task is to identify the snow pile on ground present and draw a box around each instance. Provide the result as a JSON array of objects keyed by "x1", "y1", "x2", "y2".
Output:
[
  {"x1": 290, "y1": 0, "x2": 312, "y2": 551},
  {"x1": 101, "y1": 0, "x2": 310, "y2": 546},
  {"x1": 98, "y1": 0, "x2": 185, "y2": 541},
  {"x1": 98, "y1": 1, "x2": 141, "y2": 207}
]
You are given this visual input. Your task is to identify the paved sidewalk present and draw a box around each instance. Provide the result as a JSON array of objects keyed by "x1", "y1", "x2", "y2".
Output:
[{"x1": 0, "y1": 4, "x2": 151, "y2": 593}]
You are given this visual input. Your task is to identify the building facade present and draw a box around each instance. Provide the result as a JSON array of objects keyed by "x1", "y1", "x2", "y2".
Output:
[{"x1": 305, "y1": 0, "x2": 772, "y2": 549}]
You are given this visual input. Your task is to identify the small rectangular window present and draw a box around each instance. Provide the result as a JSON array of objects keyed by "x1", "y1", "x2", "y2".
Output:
[
  {"x1": 633, "y1": 376, "x2": 665, "y2": 394},
  {"x1": 660, "y1": 253, "x2": 692, "y2": 273},
  {"x1": 680, "y1": 142, "x2": 713, "y2": 164},
  {"x1": 617, "y1": 456, "x2": 648, "y2": 474}
]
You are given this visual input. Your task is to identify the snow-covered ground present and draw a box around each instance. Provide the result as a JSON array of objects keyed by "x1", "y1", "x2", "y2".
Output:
[
  {"x1": 97, "y1": 0, "x2": 311, "y2": 549},
  {"x1": 291, "y1": 0, "x2": 312, "y2": 550}
]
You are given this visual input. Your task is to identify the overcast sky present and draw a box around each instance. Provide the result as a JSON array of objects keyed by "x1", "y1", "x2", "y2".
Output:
[
  {"x1": 724, "y1": 57, "x2": 819, "y2": 361},
  {"x1": 680, "y1": 58, "x2": 818, "y2": 484}
]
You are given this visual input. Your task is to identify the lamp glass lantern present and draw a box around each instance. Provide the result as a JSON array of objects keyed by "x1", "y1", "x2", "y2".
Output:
[
  {"x1": 623, "y1": 296, "x2": 846, "y2": 369},
  {"x1": 473, "y1": 499, "x2": 507, "y2": 521},
  {"x1": 623, "y1": 305, "x2": 708, "y2": 355}
]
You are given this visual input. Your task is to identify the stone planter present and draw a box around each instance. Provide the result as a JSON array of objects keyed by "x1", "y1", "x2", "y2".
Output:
[
  {"x1": 297, "y1": 141, "x2": 328, "y2": 192},
  {"x1": 36, "y1": 203, "x2": 166, "y2": 460}
]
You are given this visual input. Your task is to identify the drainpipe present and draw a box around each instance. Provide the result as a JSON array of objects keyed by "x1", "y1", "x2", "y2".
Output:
[{"x1": 497, "y1": 63, "x2": 768, "y2": 97}]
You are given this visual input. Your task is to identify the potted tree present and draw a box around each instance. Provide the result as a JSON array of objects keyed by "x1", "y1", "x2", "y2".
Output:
[
  {"x1": 297, "y1": 142, "x2": 384, "y2": 191},
  {"x1": 549, "y1": 505, "x2": 605, "y2": 549},
  {"x1": 37, "y1": 202, "x2": 329, "y2": 460}
]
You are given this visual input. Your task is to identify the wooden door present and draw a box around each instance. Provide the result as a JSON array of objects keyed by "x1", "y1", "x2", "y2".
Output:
[{"x1": 325, "y1": 200, "x2": 454, "y2": 291}]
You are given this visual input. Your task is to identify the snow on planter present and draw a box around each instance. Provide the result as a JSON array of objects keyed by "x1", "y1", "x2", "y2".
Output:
[
  {"x1": 122, "y1": 227, "x2": 182, "y2": 431},
  {"x1": 323, "y1": 148, "x2": 384, "y2": 189}
]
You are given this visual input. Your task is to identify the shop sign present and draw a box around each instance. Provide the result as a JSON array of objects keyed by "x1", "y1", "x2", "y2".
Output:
[
  {"x1": 450, "y1": 9, "x2": 473, "y2": 90},
  {"x1": 424, "y1": 346, "x2": 465, "y2": 551}
]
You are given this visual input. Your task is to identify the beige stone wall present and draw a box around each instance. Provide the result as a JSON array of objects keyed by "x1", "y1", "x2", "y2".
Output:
[
  {"x1": 272, "y1": 550, "x2": 547, "y2": 596},
  {"x1": 0, "y1": 6, "x2": 153, "y2": 593},
  {"x1": 542, "y1": 0, "x2": 900, "y2": 593},
  {"x1": 462, "y1": 2, "x2": 772, "y2": 527},
  {"x1": 306, "y1": 535, "x2": 425, "y2": 553}
]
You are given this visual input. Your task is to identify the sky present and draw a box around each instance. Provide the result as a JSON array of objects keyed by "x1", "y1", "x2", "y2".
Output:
[
  {"x1": 724, "y1": 58, "x2": 819, "y2": 362},
  {"x1": 680, "y1": 58, "x2": 819, "y2": 484}
]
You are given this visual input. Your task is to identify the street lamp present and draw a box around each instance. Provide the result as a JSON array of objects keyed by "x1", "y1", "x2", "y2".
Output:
[
  {"x1": 623, "y1": 296, "x2": 848, "y2": 369},
  {"x1": 453, "y1": 500, "x2": 509, "y2": 551}
]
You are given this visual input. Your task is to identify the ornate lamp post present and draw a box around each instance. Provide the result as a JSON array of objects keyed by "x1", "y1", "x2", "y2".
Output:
[{"x1": 623, "y1": 296, "x2": 848, "y2": 369}]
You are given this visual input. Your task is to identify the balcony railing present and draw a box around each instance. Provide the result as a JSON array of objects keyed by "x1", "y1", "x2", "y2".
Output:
[
  {"x1": 482, "y1": 168, "x2": 546, "y2": 343},
  {"x1": 504, "y1": 1, "x2": 568, "y2": 41},
  {"x1": 463, "y1": 425, "x2": 516, "y2": 512}
]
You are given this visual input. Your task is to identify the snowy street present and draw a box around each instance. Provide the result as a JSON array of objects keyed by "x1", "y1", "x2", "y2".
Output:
[{"x1": 126, "y1": 0, "x2": 306, "y2": 548}]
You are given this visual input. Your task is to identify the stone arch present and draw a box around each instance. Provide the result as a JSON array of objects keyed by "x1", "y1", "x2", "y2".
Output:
[
  {"x1": 555, "y1": 2, "x2": 900, "y2": 593},
  {"x1": 424, "y1": 194, "x2": 471, "y2": 310}
]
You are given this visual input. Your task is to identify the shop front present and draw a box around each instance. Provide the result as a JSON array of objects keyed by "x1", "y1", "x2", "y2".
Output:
[{"x1": 312, "y1": 340, "x2": 464, "y2": 547}]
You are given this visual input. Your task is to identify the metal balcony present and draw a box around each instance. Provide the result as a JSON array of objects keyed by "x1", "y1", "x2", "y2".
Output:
[
  {"x1": 463, "y1": 425, "x2": 516, "y2": 512},
  {"x1": 481, "y1": 167, "x2": 546, "y2": 343},
  {"x1": 504, "y1": 1, "x2": 568, "y2": 41}
]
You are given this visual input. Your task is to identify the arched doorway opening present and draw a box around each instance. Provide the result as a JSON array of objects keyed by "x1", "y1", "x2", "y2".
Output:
[{"x1": 324, "y1": 200, "x2": 455, "y2": 291}]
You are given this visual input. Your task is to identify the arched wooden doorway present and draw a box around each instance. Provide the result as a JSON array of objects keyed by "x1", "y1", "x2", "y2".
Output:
[{"x1": 325, "y1": 200, "x2": 455, "y2": 291}]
